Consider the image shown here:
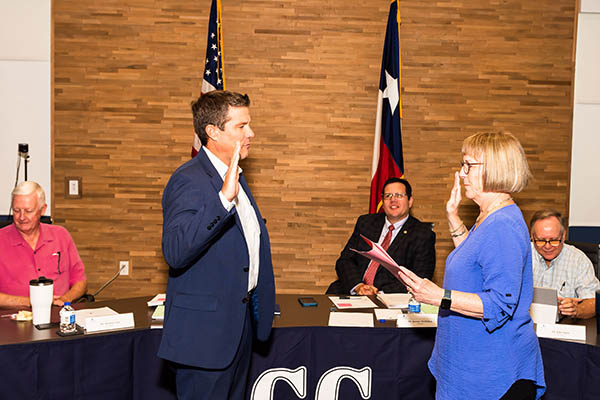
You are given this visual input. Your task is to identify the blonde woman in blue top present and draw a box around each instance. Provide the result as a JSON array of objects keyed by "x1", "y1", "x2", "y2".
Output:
[{"x1": 402, "y1": 132, "x2": 545, "y2": 399}]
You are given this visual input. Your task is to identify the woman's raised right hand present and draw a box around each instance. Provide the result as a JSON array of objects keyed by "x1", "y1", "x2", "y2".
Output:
[{"x1": 446, "y1": 171, "x2": 462, "y2": 216}]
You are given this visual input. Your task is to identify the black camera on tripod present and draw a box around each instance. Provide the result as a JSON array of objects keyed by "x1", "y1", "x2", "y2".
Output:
[{"x1": 18, "y1": 143, "x2": 29, "y2": 156}]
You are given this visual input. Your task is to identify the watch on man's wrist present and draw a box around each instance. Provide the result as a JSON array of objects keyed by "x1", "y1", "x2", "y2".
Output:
[{"x1": 440, "y1": 289, "x2": 452, "y2": 310}]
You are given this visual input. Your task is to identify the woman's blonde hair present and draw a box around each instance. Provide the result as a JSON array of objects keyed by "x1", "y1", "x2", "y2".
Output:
[{"x1": 462, "y1": 132, "x2": 531, "y2": 193}]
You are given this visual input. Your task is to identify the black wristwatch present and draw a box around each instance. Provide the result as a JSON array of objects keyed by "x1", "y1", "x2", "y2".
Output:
[{"x1": 440, "y1": 289, "x2": 452, "y2": 310}]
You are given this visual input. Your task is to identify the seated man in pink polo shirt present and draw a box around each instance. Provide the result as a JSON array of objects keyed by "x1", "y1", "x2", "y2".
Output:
[{"x1": 0, "y1": 181, "x2": 87, "y2": 307}]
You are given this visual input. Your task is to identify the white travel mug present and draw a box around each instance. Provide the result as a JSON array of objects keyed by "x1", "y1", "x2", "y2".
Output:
[{"x1": 29, "y1": 276, "x2": 54, "y2": 325}]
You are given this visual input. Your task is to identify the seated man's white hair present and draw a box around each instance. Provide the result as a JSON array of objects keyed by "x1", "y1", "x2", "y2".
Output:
[{"x1": 11, "y1": 181, "x2": 46, "y2": 207}]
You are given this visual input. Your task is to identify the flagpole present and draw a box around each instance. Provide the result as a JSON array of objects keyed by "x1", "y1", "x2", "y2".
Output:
[
  {"x1": 217, "y1": 0, "x2": 225, "y2": 90},
  {"x1": 396, "y1": 0, "x2": 402, "y2": 119},
  {"x1": 192, "y1": 0, "x2": 226, "y2": 157}
]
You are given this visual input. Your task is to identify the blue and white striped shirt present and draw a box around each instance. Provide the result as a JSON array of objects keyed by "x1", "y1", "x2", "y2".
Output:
[{"x1": 532, "y1": 243, "x2": 600, "y2": 299}]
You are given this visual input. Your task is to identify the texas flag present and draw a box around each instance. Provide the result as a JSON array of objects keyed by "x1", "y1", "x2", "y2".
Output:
[
  {"x1": 192, "y1": 0, "x2": 225, "y2": 157},
  {"x1": 369, "y1": 0, "x2": 404, "y2": 213}
]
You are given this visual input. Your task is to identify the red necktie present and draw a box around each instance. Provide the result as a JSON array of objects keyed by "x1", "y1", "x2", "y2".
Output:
[{"x1": 363, "y1": 225, "x2": 395, "y2": 285}]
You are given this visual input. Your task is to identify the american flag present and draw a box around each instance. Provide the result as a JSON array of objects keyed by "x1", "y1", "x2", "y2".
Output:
[
  {"x1": 192, "y1": 0, "x2": 225, "y2": 157},
  {"x1": 369, "y1": 0, "x2": 404, "y2": 213}
]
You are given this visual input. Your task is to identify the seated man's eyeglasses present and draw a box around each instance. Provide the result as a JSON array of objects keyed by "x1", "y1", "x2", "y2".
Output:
[
  {"x1": 532, "y1": 238, "x2": 562, "y2": 247},
  {"x1": 383, "y1": 192, "x2": 407, "y2": 200}
]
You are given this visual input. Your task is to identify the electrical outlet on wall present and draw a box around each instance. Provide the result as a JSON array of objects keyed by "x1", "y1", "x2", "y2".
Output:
[
  {"x1": 119, "y1": 261, "x2": 130, "y2": 276},
  {"x1": 65, "y1": 177, "x2": 82, "y2": 198}
]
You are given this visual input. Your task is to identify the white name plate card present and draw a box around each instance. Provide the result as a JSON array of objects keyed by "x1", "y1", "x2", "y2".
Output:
[
  {"x1": 396, "y1": 313, "x2": 437, "y2": 328},
  {"x1": 85, "y1": 312, "x2": 135, "y2": 333},
  {"x1": 536, "y1": 323, "x2": 586, "y2": 342}
]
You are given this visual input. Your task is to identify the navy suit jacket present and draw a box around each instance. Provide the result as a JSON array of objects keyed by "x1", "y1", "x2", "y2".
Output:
[
  {"x1": 327, "y1": 213, "x2": 436, "y2": 294},
  {"x1": 158, "y1": 150, "x2": 275, "y2": 369}
]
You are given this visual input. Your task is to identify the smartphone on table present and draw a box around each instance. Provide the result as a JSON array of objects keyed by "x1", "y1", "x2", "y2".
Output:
[{"x1": 298, "y1": 296, "x2": 318, "y2": 307}]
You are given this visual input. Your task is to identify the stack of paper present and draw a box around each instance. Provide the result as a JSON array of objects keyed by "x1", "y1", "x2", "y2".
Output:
[
  {"x1": 147, "y1": 293, "x2": 166, "y2": 307},
  {"x1": 74, "y1": 307, "x2": 119, "y2": 330},
  {"x1": 328, "y1": 296, "x2": 378, "y2": 309},
  {"x1": 377, "y1": 293, "x2": 411, "y2": 309},
  {"x1": 374, "y1": 308, "x2": 403, "y2": 320}
]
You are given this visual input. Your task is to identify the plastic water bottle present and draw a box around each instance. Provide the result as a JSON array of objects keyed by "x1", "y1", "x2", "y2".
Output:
[
  {"x1": 408, "y1": 295, "x2": 421, "y2": 313},
  {"x1": 59, "y1": 302, "x2": 76, "y2": 333}
]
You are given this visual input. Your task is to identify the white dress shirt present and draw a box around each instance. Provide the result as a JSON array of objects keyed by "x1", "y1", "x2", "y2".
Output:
[
  {"x1": 203, "y1": 147, "x2": 261, "y2": 291},
  {"x1": 378, "y1": 215, "x2": 409, "y2": 244},
  {"x1": 350, "y1": 214, "x2": 410, "y2": 294}
]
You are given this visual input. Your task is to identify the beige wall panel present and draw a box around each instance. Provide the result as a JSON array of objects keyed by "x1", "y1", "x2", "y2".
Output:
[{"x1": 53, "y1": 0, "x2": 575, "y2": 298}]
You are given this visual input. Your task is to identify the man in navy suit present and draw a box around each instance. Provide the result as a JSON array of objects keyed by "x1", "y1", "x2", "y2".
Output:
[
  {"x1": 327, "y1": 178, "x2": 436, "y2": 295},
  {"x1": 158, "y1": 90, "x2": 275, "y2": 400}
]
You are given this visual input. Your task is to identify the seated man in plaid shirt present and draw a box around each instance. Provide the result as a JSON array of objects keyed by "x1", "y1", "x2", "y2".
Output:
[{"x1": 530, "y1": 209, "x2": 600, "y2": 319}]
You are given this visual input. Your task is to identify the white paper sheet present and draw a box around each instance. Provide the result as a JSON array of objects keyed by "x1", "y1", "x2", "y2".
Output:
[
  {"x1": 328, "y1": 312, "x2": 374, "y2": 327},
  {"x1": 377, "y1": 293, "x2": 411, "y2": 309},
  {"x1": 74, "y1": 307, "x2": 118, "y2": 330},
  {"x1": 147, "y1": 293, "x2": 166, "y2": 307},
  {"x1": 329, "y1": 296, "x2": 378, "y2": 309},
  {"x1": 151, "y1": 304, "x2": 164, "y2": 320},
  {"x1": 374, "y1": 308, "x2": 403, "y2": 320},
  {"x1": 530, "y1": 303, "x2": 558, "y2": 325}
]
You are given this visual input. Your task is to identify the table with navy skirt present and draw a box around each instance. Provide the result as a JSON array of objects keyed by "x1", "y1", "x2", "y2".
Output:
[{"x1": 0, "y1": 294, "x2": 598, "y2": 399}]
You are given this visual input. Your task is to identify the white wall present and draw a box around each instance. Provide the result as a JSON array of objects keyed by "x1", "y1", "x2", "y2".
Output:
[
  {"x1": 0, "y1": 0, "x2": 51, "y2": 216},
  {"x1": 580, "y1": 0, "x2": 600, "y2": 14},
  {"x1": 569, "y1": 4, "x2": 600, "y2": 228}
]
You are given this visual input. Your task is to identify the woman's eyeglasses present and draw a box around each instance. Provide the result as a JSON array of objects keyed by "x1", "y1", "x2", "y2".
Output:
[{"x1": 460, "y1": 161, "x2": 483, "y2": 175}]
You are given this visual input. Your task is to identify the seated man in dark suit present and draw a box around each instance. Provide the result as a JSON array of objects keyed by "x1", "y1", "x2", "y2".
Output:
[{"x1": 327, "y1": 178, "x2": 435, "y2": 295}]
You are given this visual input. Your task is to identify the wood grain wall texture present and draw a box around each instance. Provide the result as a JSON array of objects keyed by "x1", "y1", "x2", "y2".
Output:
[{"x1": 52, "y1": 0, "x2": 576, "y2": 299}]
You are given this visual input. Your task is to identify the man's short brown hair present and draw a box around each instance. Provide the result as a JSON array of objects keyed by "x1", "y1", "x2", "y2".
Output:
[
  {"x1": 529, "y1": 209, "x2": 565, "y2": 235},
  {"x1": 191, "y1": 90, "x2": 250, "y2": 146}
]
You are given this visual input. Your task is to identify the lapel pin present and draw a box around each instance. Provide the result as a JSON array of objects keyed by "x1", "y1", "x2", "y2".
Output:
[{"x1": 403, "y1": 230, "x2": 407, "y2": 234}]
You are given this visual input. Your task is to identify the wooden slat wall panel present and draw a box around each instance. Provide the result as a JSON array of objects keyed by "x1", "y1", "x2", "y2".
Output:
[{"x1": 53, "y1": 0, "x2": 575, "y2": 299}]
